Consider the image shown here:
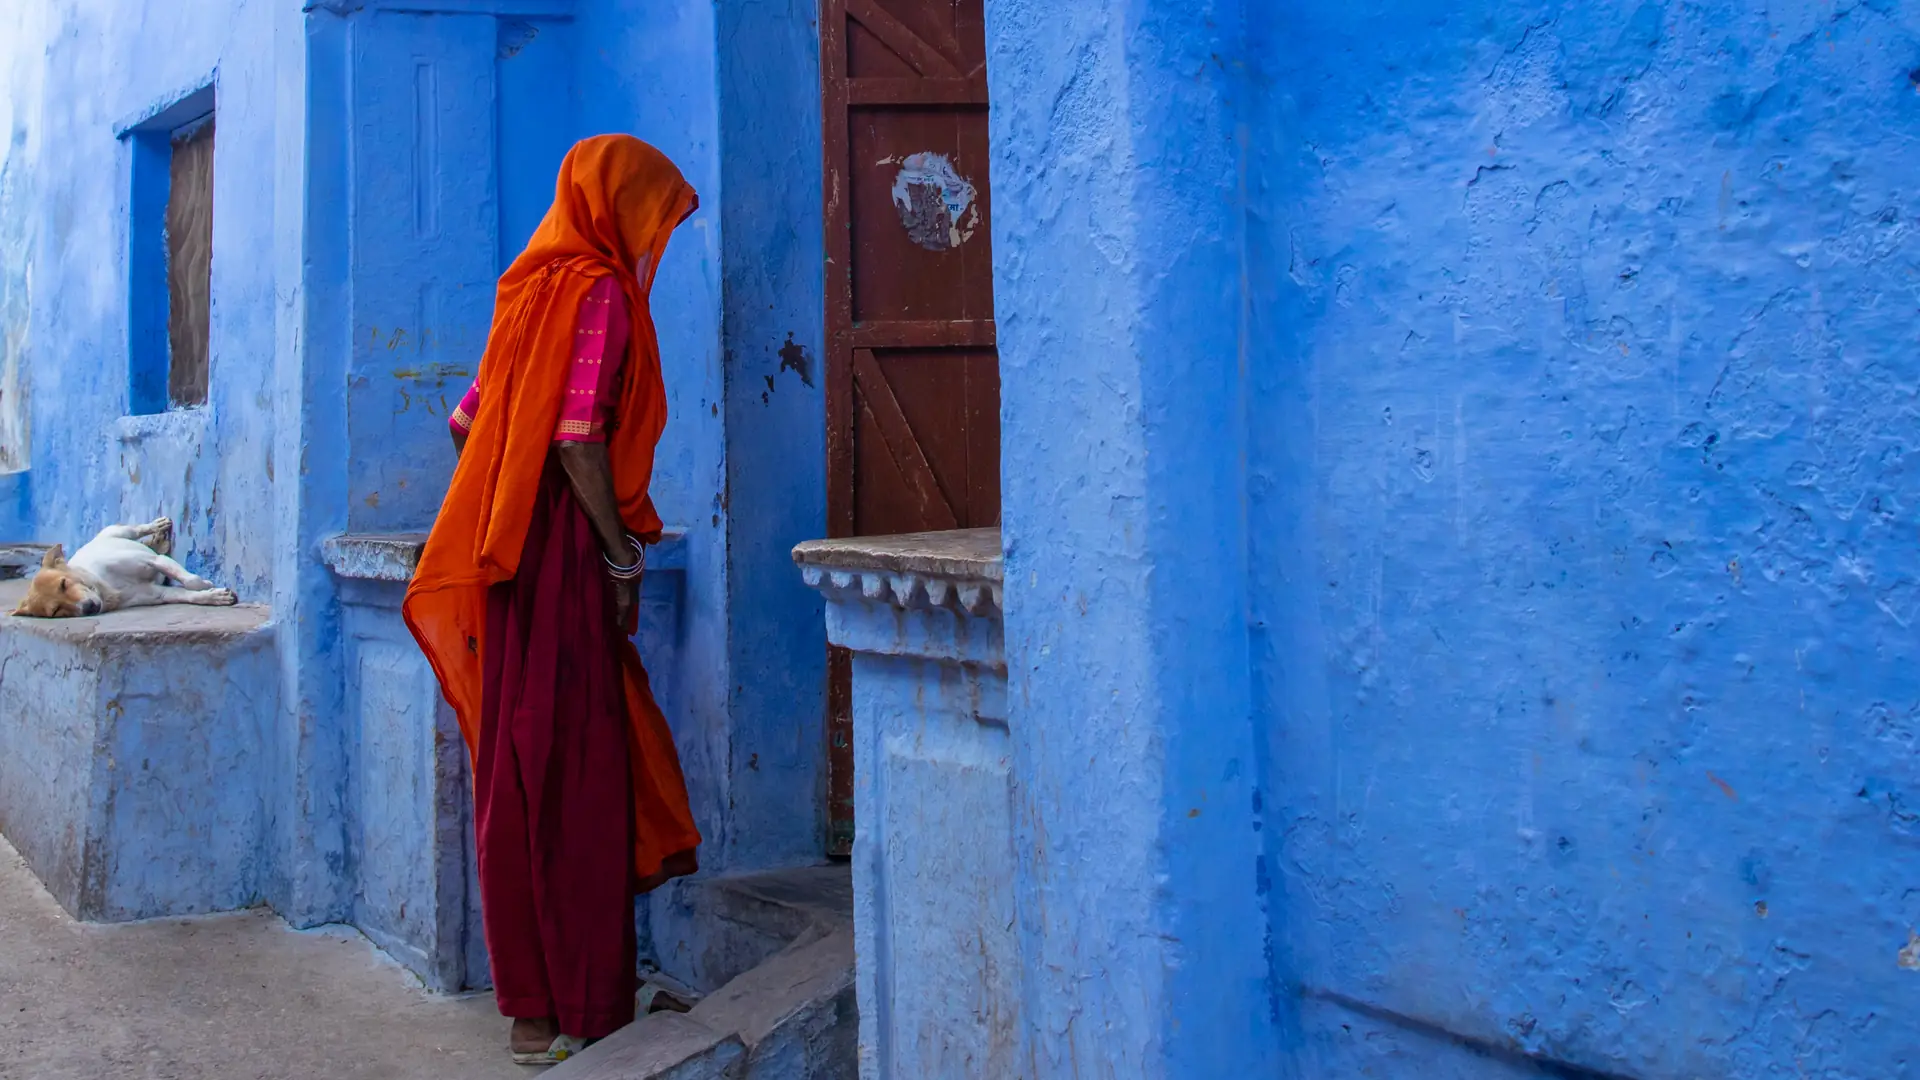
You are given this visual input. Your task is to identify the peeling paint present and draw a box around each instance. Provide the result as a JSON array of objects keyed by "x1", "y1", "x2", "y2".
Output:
[
  {"x1": 778, "y1": 333, "x2": 814, "y2": 388},
  {"x1": 887, "y1": 152, "x2": 978, "y2": 252}
]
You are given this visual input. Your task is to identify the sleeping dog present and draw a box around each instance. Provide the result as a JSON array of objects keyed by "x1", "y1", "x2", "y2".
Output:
[{"x1": 10, "y1": 517, "x2": 237, "y2": 618}]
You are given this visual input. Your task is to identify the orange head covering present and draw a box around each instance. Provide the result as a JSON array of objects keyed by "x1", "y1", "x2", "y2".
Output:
[{"x1": 404, "y1": 135, "x2": 701, "y2": 885}]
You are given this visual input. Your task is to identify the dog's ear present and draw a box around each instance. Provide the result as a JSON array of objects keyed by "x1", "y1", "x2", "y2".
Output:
[{"x1": 39, "y1": 545, "x2": 65, "y2": 570}]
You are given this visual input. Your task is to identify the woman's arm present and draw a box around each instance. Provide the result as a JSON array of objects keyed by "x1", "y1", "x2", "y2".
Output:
[
  {"x1": 450, "y1": 380, "x2": 478, "y2": 459},
  {"x1": 556, "y1": 440, "x2": 639, "y2": 628}
]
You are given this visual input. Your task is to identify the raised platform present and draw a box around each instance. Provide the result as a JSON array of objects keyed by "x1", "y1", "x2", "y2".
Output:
[{"x1": 0, "y1": 579, "x2": 277, "y2": 921}]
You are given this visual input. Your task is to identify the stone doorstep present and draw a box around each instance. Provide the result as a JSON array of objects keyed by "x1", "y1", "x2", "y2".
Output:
[
  {"x1": 553, "y1": 1011, "x2": 746, "y2": 1080},
  {"x1": 652, "y1": 863, "x2": 854, "y2": 994},
  {"x1": 552, "y1": 928, "x2": 855, "y2": 1080},
  {"x1": 552, "y1": 865, "x2": 858, "y2": 1080}
]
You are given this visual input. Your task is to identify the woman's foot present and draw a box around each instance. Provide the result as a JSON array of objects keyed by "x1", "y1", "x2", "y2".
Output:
[
  {"x1": 510, "y1": 1018, "x2": 596, "y2": 1067},
  {"x1": 510, "y1": 1017, "x2": 557, "y2": 1058}
]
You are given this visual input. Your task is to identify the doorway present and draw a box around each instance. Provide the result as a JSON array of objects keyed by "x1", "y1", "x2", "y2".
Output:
[{"x1": 819, "y1": 0, "x2": 1000, "y2": 854}]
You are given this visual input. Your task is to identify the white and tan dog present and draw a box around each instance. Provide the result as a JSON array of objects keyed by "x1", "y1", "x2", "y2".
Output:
[{"x1": 11, "y1": 517, "x2": 236, "y2": 618}]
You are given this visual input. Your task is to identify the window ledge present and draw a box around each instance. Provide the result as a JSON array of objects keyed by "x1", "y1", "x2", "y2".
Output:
[{"x1": 115, "y1": 408, "x2": 209, "y2": 445}]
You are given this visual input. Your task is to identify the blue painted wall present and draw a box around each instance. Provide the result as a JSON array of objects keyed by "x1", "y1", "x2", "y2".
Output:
[
  {"x1": 712, "y1": 0, "x2": 829, "y2": 876},
  {"x1": 0, "y1": 0, "x2": 282, "y2": 596},
  {"x1": 28, "y1": 0, "x2": 1912, "y2": 1072},
  {"x1": 1248, "y1": 1, "x2": 1920, "y2": 1076},
  {"x1": 985, "y1": 0, "x2": 1920, "y2": 1076},
  {"x1": 0, "y1": 0, "x2": 828, "y2": 994},
  {"x1": 987, "y1": 1, "x2": 1275, "y2": 1076},
  {"x1": 0, "y1": 0, "x2": 305, "y2": 910}
]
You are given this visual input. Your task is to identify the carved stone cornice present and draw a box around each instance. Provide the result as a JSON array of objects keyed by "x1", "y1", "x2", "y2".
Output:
[{"x1": 793, "y1": 528, "x2": 1002, "y2": 619}]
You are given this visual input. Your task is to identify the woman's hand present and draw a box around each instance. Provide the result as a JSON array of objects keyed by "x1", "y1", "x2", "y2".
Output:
[
  {"x1": 556, "y1": 441, "x2": 643, "y2": 628},
  {"x1": 613, "y1": 577, "x2": 638, "y2": 631}
]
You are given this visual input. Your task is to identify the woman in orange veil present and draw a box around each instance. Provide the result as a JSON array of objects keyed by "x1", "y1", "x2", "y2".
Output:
[{"x1": 404, "y1": 135, "x2": 700, "y2": 1063}]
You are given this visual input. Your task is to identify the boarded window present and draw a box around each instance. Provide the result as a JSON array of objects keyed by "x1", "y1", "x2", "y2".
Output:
[
  {"x1": 165, "y1": 116, "x2": 213, "y2": 408},
  {"x1": 0, "y1": 151, "x2": 28, "y2": 471}
]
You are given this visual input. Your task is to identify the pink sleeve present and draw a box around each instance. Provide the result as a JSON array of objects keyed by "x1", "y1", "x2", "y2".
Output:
[
  {"x1": 553, "y1": 278, "x2": 622, "y2": 443},
  {"x1": 449, "y1": 379, "x2": 479, "y2": 434}
]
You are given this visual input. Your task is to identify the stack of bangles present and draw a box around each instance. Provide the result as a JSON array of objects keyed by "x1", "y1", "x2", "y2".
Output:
[{"x1": 604, "y1": 536, "x2": 647, "y2": 582}]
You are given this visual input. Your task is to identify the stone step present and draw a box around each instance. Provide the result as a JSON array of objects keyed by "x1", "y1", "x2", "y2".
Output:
[
  {"x1": 552, "y1": 926, "x2": 855, "y2": 1080},
  {"x1": 551, "y1": 1012, "x2": 746, "y2": 1080},
  {"x1": 647, "y1": 863, "x2": 853, "y2": 994}
]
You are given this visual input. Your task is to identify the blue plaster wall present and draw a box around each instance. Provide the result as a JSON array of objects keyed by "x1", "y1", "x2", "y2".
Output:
[
  {"x1": 988, "y1": 0, "x2": 1920, "y2": 1075},
  {"x1": 0, "y1": 0, "x2": 777, "y2": 970},
  {"x1": 712, "y1": 0, "x2": 829, "y2": 875},
  {"x1": 987, "y1": 1, "x2": 1275, "y2": 1076},
  {"x1": 0, "y1": 0, "x2": 303, "y2": 914},
  {"x1": 0, "y1": 0, "x2": 282, "y2": 596},
  {"x1": 1249, "y1": 2, "x2": 1920, "y2": 1076},
  {"x1": 0, "y1": 0, "x2": 45, "y2": 491}
]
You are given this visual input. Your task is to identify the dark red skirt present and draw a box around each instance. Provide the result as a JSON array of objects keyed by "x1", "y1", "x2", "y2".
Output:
[{"x1": 475, "y1": 463, "x2": 637, "y2": 1038}]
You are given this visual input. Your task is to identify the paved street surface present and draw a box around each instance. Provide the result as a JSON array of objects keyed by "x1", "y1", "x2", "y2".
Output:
[{"x1": 0, "y1": 835, "x2": 523, "y2": 1080}]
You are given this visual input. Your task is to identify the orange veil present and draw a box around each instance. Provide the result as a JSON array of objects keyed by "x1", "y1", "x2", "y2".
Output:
[{"x1": 403, "y1": 135, "x2": 701, "y2": 885}]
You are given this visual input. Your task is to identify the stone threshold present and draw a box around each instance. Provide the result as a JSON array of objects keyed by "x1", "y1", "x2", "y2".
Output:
[{"x1": 553, "y1": 865, "x2": 856, "y2": 1080}]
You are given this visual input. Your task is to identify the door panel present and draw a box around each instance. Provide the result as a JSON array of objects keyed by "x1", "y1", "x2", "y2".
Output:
[{"x1": 822, "y1": 0, "x2": 998, "y2": 855}]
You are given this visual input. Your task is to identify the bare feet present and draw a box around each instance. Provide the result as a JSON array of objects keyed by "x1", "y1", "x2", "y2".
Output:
[{"x1": 510, "y1": 1017, "x2": 557, "y2": 1055}]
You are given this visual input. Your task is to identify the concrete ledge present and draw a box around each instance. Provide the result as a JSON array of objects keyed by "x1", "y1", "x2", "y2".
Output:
[
  {"x1": 0, "y1": 580, "x2": 270, "y2": 644},
  {"x1": 792, "y1": 528, "x2": 1002, "y2": 617},
  {"x1": 790, "y1": 528, "x2": 1000, "y2": 581},
  {"x1": 0, "y1": 543, "x2": 51, "y2": 580},
  {"x1": 323, "y1": 526, "x2": 691, "y2": 582},
  {"x1": 0, "y1": 579, "x2": 276, "y2": 921}
]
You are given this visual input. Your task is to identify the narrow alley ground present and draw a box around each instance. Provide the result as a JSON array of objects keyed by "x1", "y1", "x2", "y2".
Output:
[{"x1": 0, "y1": 835, "x2": 523, "y2": 1080}]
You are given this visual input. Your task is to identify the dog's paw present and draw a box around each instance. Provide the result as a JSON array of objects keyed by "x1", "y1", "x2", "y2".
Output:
[{"x1": 204, "y1": 588, "x2": 238, "y2": 606}]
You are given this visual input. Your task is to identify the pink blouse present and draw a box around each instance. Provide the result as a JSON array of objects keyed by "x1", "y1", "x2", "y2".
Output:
[{"x1": 449, "y1": 276, "x2": 630, "y2": 443}]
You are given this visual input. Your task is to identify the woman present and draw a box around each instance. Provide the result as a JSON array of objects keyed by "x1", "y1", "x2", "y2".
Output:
[{"x1": 404, "y1": 135, "x2": 702, "y2": 1065}]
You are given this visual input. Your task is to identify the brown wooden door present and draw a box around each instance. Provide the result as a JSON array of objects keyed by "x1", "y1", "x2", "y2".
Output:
[{"x1": 821, "y1": 0, "x2": 1000, "y2": 855}]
